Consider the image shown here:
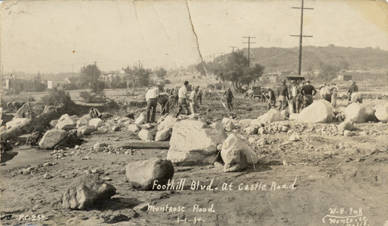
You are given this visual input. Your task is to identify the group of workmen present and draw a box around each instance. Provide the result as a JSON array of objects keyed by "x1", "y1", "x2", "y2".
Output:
[
  {"x1": 265, "y1": 79, "x2": 318, "y2": 113},
  {"x1": 144, "y1": 81, "x2": 203, "y2": 123},
  {"x1": 266, "y1": 80, "x2": 359, "y2": 114}
]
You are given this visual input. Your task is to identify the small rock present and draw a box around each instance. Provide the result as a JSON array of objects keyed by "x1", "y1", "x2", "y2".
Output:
[
  {"x1": 93, "y1": 142, "x2": 108, "y2": 151},
  {"x1": 43, "y1": 173, "x2": 53, "y2": 179},
  {"x1": 289, "y1": 133, "x2": 301, "y2": 142}
]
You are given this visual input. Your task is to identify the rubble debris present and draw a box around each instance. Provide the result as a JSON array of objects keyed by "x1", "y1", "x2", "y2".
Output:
[
  {"x1": 288, "y1": 133, "x2": 301, "y2": 142},
  {"x1": 135, "y1": 113, "x2": 146, "y2": 125},
  {"x1": 89, "y1": 118, "x2": 103, "y2": 129},
  {"x1": 127, "y1": 124, "x2": 140, "y2": 133},
  {"x1": 93, "y1": 142, "x2": 108, "y2": 151},
  {"x1": 38, "y1": 129, "x2": 67, "y2": 149},
  {"x1": 15, "y1": 103, "x2": 35, "y2": 119},
  {"x1": 254, "y1": 109, "x2": 283, "y2": 125},
  {"x1": 222, "y1": 118, "x2": 235, "y2": 132},
  {"x1": 77, "y1": 126, "x2": 96, "y2": 136},
  {"x1": 167, "y1": 120, "x2": 226, "y2": 165},
  {"x1": 77, "y1": 114, "x2": 91, "y2": 128},
  {"x1": 62, "y1": 174, "x2": 116, "y2": 210},
  {"x1": 138, "y1": 129, "x2": 156, "y2": 141},
  {"x1": 157, "y1": 115, "x2": 178, "y2": 131},
  {"x1": 49, "y1": 120, "x2": 58, "y2": 128},
  {"x1": 56, "y1": 114, "x2": 76, "y2": 130},
  {"x1": 155, "y1": 128, "x2": 172, "y2": 141},
  {"x1": 5, "y1": 118, "x2": 31, "y2": 130},
  {"x1": 125, "y1": 158, "x2": 174, "y2": 190},
  {"x1": 297, "y1": 100, "x2": 334, "y2": 123},
  {"x1": 244, "y1": 126, "x2": 258, "y2": 135},
  {"x1": 338, "y1": 120, "x2": 356, "y2": 132},
  {"x1": 221, "y1": 134, "x2": 259, "y2": 172}
]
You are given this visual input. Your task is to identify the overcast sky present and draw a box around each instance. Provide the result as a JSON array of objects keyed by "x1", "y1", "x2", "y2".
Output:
[{"x1": 1, "y1": 0, "x2": 388, "y2": 73}]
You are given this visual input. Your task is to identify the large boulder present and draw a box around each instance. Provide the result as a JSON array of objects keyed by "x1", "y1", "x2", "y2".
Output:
[
  {"x1": 256, "y1": 109, "x2": 283, "y2": 124},
  {"x1": 89, "y1": 118, "x2": 103, "y2": 129},
  {"x1": 135, "y1": 113, "x2": 146, "y2": 125},
  {"x1": 39, "y1": 129, "x2": 68, "y2": 149},
  {"x1": 375, "y1": 103, "x2": 388, "y2": 122},
  {"x1": 15, "y1": 103, "x2": 34, "y2": 118},
  {"x1": 127, "y1": 124, "x2": 140, "y2": 133},
  {"x1": 297, "y1": 100, "x2": 334, "y2": 123},
  {"x1": 77, "y1": 126, "x2": 96, "y2": 136},
  {"x1": 157, "y1": 115, "x2": 178, "y2": 131},
  {"x1": 344, "y1": 103, "x2": 376, "y2": 123},
  {"x1": 77, "y1": 114, "x2": 91, "y2": 128},
  {"x1": 5, "y1": 118, "x2": 31, "y2": 130},
  {"x1": 125, "y1": 158, "x2": 174, "y2": 190},
  {"x1": 221, "y1": 134, "x2": 259, "y2": 172},
  {"x1": 167, "y1": 120, "x2": 226, "y2": 165},
  {"x1": 62, "y1": 174, "x2": 116, "y2": 210},
  {"x1": 56, "y1": 114, "x2": 76, "y2": 130},
  {"x1": 138, "y1": 129, "x2": 155, "y2": 141},
  {"x1": 238, "y1": 119, "x2": 252, "y2": 129},
  {"x1": 221, "y1": 118, "x2": 235, "y2": 132},
  {"x1": 337, "y1": 120, "x2": 356, "y2": 132},
  {"x1": 155, "y1": 128, "x2": 172, "y2": 141}
]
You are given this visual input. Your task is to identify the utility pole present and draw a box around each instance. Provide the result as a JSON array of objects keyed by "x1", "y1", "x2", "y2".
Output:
[
  {"x1": 242, "y1": 36, "x2": 256, "y2": 67},
  {"x1": 290, "y1": 0, "x2": 313, "y2": 75}
]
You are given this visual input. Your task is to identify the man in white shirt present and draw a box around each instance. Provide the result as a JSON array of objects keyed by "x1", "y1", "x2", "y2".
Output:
[
  {"x1": 145, "y1": 85, "x2": 160, "y2": 123},
  {"x1": 176, "y1": 81, "x2": 190, "y2": 117}
]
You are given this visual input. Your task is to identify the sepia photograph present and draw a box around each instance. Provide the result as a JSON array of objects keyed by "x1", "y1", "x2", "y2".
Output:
[{"x1": 1, "y1": 0, "x2": 388, "y2": 225}]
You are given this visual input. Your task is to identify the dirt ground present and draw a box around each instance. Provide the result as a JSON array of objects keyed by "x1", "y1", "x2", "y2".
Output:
[{"x1": 1, "y1": 94, "x2": 388, "y2": 226}]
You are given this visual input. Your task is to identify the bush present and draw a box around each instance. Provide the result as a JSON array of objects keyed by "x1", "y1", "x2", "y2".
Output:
[
  {"x1": 79, "y1": 91, "x2": 106, "y2": 103},
  {"x1": 40, "y1": 89, "x2": 73, "y2": 106}
]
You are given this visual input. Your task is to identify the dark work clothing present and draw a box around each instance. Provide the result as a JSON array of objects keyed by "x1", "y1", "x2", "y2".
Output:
[
  {"x1": 224, "y1": 90, "x2": 234, "y2": 102},
  {"x1": 158, "y1": 94, "x2": 169, "y2": 115},
  {"x1": 176, "y1": 98, "x2": 190, "y2": 117},
  {"x1": 278, "y1": 85, "x2": 289, "y2": 98},
  {"x1": 348, "y1": 84, "x2": 358, "y2": 93},
  {"x1": 146, "y1": 98, "x2": 157, "y2": 123},
  {"x1": 301, "y1": 85, "x2": 316, "y2": 96}
]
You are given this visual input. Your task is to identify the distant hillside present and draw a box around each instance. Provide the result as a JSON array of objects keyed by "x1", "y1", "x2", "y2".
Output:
[{"x1": 239, "y1": 46, "x2": 388, "y2": 73}]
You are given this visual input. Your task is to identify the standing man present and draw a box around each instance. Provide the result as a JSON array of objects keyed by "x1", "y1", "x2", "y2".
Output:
[
  {"x1": 145, "y1": 84, "x2": 160, "y2": 123},
  {"x1": 267, "y1": 88, "x2": 276, "y2": 110},
  {"x1": 289, "y1": 80, "x2": 299, "y2": 113},
  {"x1": 158, "y1": 89, "x2": 170, "y2": 116},
  {"x1": 176, "y1": 81, "x2": 190, "y2": 117},
  {"x1": 278, "y1": 80, "x2": 289, "y2": 111},
  {"x1": 189, "y1": 86, "x2": 200, "y2": 114},
  {"x1": 223, "y1": 88, "x2": 234, "y2": 111},
  {"x1": 196, "y1": 86, "x2": 203, "y2": 105},
  {"x1": 330, "y1": 83, "x2": 338, "y2": 107},
  {"x1": 347, "y1": 81, "x2": 358, "y2": 102},
  {"x1": 301, "y1": 80, "x2": 317, "y2": 108},
  {"x1": 320, "y1": 83, "x2": 332, "y2": 103}
]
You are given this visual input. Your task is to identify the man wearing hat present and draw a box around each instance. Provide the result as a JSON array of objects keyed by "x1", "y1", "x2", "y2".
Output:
[
  {"x1": 176, "y1": 81, "x2": 191, "y2": 117},
  {"x1": 301, "y1": 80, "x2": 317, "y2": 108},
  {"x1": 278, "y1": 80, "x2": 289, "y2": 111}
]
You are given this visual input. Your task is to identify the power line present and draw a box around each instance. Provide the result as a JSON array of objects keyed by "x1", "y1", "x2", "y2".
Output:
[
  {"x1": 290, "y1": 0, "x2": 314, "y2": 75},
  {"x1": 242, "y1": 36, "x2": 256, "y2": 67}
]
